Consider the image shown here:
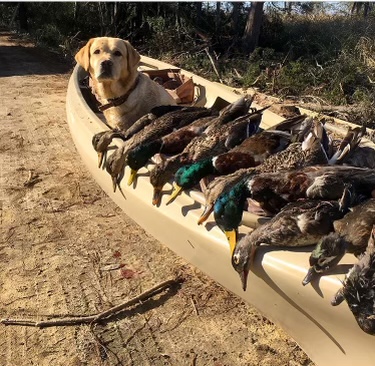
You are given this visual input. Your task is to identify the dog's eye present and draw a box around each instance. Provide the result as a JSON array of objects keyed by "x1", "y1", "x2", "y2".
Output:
[
  {"x1": 93, "y1": 49, "x2": 100, "y2": 55},
  {"x1": 114, "y1": 51, "x2": 122, "y2": 57}
]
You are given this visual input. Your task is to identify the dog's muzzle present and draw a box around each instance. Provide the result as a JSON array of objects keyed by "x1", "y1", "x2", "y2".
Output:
[{"x1": 98, "y1": 60, "x2": 113, "y2": 79}]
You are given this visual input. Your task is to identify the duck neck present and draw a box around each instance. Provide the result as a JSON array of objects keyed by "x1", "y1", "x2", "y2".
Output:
[{"x1": 214, "y1": 180, "x2": 250, "y2": 232}]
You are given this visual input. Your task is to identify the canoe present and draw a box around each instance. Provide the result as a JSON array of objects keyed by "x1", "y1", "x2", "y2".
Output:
[{"x1": 66, "y1": 55, "x2": 375, "y2": 366}]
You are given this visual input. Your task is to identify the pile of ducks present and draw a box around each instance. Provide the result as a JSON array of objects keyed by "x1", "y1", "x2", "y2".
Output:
[{"x1": 92, "y1": 96, "x2": 375, "y2": 335}]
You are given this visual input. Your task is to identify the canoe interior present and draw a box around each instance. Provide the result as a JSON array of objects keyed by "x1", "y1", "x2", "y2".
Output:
[{"x1": 65, "y1": 56, "x2": 375, "y2": 366}]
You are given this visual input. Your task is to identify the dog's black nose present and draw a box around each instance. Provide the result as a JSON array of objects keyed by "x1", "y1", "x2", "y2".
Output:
[{"x1": 101, "y1": 60, "x2": 113, "y2": 71}]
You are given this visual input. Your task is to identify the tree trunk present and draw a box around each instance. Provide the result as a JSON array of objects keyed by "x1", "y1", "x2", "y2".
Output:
[
  {"x1": 351, "y1": 2, "x2": 371, "y2": 17},
  {"x1": 98, "y1": 2, "x2": 105, "y2": 36},
  {"x1": 18, "y1": 2, "x2": 28, "y2": 32},
  {"x1": 363, "y1": 2, "x2": 370, "y2": 17},
  {"x1": 134, "y1": 3, "x2": 143, "y2": 30},
  {"x1": 195, "y1": 2, "x2": 202, "y2": 28},
  {"x1": 113, "y1": 2, "x2": 118, "y2": 35},
  {"x1": 231, "y1": 2, "x2": 242, "y2": 37},
  {"x1": 175, "y1": 2, "x2": 180, "y2": 29},
  {"x1": 215, "y1": 2, "x2": 221, "y2": 33},
  {"x1": 73, "y1": 2, "x2": 79, "y2": 23},
  {"x1": 241, "y1": 2, "x2": 264, "y2": 55},
  {"x1": 285, "y1": 2, "x2": 292, "y2": 14}
]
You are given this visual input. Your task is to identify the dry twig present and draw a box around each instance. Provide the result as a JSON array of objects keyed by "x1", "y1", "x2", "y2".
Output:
[
  {"x1": 204, "y1": 47, "x2": 223, "y2": 83},
  {"x1": 1, "y1": 278, "x2": 181, "y2": 328},
  {"x1": 23, "y1": 170, "x2": 41, "y2": 187}
]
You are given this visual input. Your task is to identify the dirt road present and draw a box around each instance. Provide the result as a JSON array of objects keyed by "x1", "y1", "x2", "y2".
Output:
[{"x1": 0, "y1": 30, "x2": 313, "y2": 366}]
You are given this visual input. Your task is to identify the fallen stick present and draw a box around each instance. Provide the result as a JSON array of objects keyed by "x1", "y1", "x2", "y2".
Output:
[
  {"x1": 23, "y1": 170, "x2": 33, "y2": 186},
  {"x1": 204, "y1": 47, "x2": 223, "y2": 84},
  {"x1": 23, "y1": 170, "x2": 41, "y2": 187},
  {"x1": 1, "y1": 278, "x2": 181, "y2": 328}
]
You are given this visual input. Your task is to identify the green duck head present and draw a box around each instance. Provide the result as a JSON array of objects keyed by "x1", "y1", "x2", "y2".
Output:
[
  {"x1": 302, "y1": 232, "x2": 348, "y2": 286},
  {"x1": 126, "y1": 139, "x2": 163, "y2": 185},
  {"x1": 167, "y1": 158, "x2": 216, "y2": 205},
  {"x1": 214, "y1": 179, "x2": 249, "y2": 255},
  {"x1": 176, "y1": 158, "x2": 216, "y2": 189}
]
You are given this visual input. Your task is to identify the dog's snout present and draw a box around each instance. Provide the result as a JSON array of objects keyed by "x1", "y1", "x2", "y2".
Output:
[
  {"x1": 101, "y1": 60, "x2": 113, "y2": 70},
  {"x1": 101, "y1": 60, "x2": 113, "y2": 72},
  {"x1": 97, "y1": 58, "x2": 114, "y2": 80}
]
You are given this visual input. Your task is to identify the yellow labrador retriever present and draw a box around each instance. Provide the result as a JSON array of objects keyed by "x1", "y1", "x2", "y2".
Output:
[{"x1": 75, "y1": 37, "x2": 176, "y2": 131}]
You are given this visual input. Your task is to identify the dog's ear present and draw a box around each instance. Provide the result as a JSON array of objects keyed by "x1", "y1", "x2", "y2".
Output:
[
  {"x1": 75, "y1": 38, "x2": 95, "y2": 72},
  {"x1": 123, "y1": 40, "x2": 141, "y2": 73}
]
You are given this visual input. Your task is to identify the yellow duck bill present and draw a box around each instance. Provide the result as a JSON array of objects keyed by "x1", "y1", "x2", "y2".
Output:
[
  {"x1": 225, "y1": 230, "x2": 238, "y2": 256},
  {"x1": 127, "y1": 168, "x2": 138, "y2": 186},
  {"x1": 166, "y1": 183, "x2": 183, "y2": 205}
]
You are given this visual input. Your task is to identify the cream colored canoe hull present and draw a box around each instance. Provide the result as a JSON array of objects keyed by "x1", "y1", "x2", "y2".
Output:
[{"x1": 66, "y1": 57, "x2": 375, "y2": 366}]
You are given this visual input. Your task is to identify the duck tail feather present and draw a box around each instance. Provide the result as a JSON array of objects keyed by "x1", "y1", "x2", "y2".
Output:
[
  {"x1": 272, "y1": 114, "x2": 308, "y2": 134},
  {"x1": 330, "y1": 126, "x2": 366, "y2": 164},
  {"x1": 368, "y1": 225, "x2": 375, "y2": 249},
  {"x1": 338, "y1": 185, "x2": 353, "y2": 214}
]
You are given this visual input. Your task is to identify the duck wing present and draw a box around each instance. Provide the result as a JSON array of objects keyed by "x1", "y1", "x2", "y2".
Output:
[
  {"x1": 334, "y1": 199, "x2": 375, "y2": 251},
  {"x1": 250, "y1": 199, "x2": 336, "y2": 247},
  {"x1": 205, "y1": 96, "x2": 253, "y2": 133}
]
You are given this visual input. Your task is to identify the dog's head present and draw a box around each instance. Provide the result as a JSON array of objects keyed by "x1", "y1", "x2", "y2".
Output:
[{"x1": 75, "y1": 37, "x2": 140, "y2": 82}]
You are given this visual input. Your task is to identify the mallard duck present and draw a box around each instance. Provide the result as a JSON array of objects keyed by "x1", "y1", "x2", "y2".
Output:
[
  {"x1": 169, "y1": 129, "x2": 292, "y2": 203},
  {"x1": 249, "y1": 165, "x2": 375, "y2": 214},
  {"x1": 147, "y1": 97, "x2": 254, "y2": 203},
  {"x1": 170, "y1": 115, "x2": 314, "y2": 197},
  {"x1": 257, "y1": 119, "x2": 366, "y2": 173},
  {"x1": 232, "y1": 188, "x2": 351, "y2": 291},
  {"x1": 105, "y1": 106, "x2": 215, "y2": 191},
  {"x1": 124, "y1": 105, "x2": 187, "y2": 137},
  {"x1": 198, "y1": 168, "x2": 255, "y2": 225},
  {"x1": 126, "y1": 115, "x2": 217, "y2": 185},
  {"x1": 208, "y1": 120, "x2": 328, "y2": 244},
  {"x1": 92, "y1": 104, "x2": 186, "y2": 168},
  {"x1": 214, "y1": 165, "x2": 375, "y2": 251},
  {"x1": 151, "y1": 108, "x2": 263, "y2": 206},
  {"x1": 331, "y1": 226, "x2": 375, "y2": 335},
  {"x1": 165, "y1": 106, "x2": 274, "y2": 204},
  {"x1": 303, "y1": 198, "x2": 375, "y2": 285},
  {"x1": 92, "y1": 130, "x2": 126, "y2": 168},
  {"x1": 214, "y1": 177, "x2": 251, "y2": 249},
  {"x1": 256, "y1": 122, "x2": 330, "y2": 174},
  {"x1": 210, "y1": 121, "x2": 368, "y2": 244},
  {"x1": 105, "y1": 145, "x2": 127, "y2": 192},
  {"x1": 204, "y1": 96, "x2": 254, "y2": 133},
  {"x1": 196, "y1": 114, "x2": 316, "y2": 225}
]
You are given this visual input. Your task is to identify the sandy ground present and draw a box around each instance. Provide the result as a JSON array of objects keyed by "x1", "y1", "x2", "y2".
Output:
[{"x1": 0, "y1": 30, "x2": 314, "y2": 366}]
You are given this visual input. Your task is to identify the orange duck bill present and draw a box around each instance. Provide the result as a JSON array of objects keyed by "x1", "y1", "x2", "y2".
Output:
[
  {"x1": 152, "y1": 187, "x2": 163, "y2": 206},
  {"x1": 197, "y1": 204, "x2": 214, "y2": 225}
]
